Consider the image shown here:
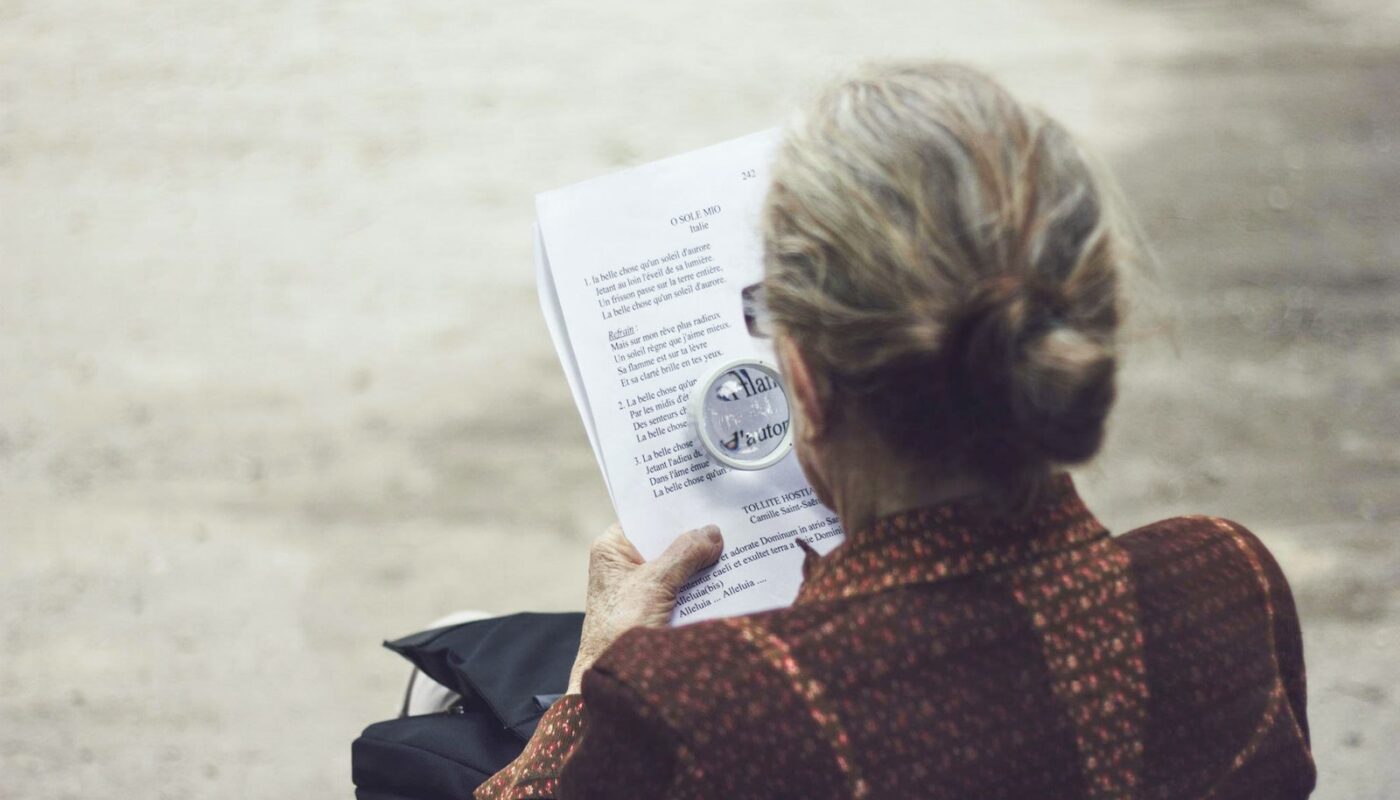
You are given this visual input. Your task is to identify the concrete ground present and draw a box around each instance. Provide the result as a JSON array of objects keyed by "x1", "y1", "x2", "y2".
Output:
[{"x1": 2, "y1": 1, "x2": 1397, "y2": 797}]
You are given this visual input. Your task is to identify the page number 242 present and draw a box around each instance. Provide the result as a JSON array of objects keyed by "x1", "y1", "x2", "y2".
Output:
[{"x1": 740, "y1": 169, "x2": 757, "y2": 181}]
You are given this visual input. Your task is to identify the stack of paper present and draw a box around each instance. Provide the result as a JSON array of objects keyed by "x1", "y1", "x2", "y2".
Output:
[{"x1": 534, "y1": 130, "x2": 845, "y2": 624}]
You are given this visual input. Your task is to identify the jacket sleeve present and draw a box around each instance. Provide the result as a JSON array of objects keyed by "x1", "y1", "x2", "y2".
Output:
[
  {"x1": 556, "y1": 666, "x2": 684, "y2": 799},
  {"x1": 1222, "y1": 520, "x2": 1311, "y2": 747},
  {"x1": 474, "y1": 695, "x2": 587, "y2": 800},
  {"x1": 474, "y1": 666, "x2": 686, "y2": 800}
]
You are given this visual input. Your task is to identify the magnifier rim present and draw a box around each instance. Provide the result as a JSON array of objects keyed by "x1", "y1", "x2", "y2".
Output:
[{"x1": 689, "y1": 357, "x2": 794, "y2": 471}]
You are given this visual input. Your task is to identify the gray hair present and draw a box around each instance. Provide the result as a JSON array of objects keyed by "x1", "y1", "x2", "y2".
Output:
[{"x1": 762, "y1": 62, "x2": 1135, "y2": 496}]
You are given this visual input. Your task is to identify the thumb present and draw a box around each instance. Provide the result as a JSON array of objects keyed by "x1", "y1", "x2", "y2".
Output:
[{"x1": 649, "y1": 525, "x2": 724, "y2": 594}]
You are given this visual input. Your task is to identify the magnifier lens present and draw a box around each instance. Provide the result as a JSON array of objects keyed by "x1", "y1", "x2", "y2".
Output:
[{"x1": 693, "y1": 360, "x2": 793, "y2": 470}]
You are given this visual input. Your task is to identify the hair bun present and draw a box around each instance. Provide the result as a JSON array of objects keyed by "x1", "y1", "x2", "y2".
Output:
[
  {"x1": 1012, "y1": 327, "x2": 1115, "y2": 463},
  {"x1": 950, "y1": 278, "x2": 1115, "y2": 466}
]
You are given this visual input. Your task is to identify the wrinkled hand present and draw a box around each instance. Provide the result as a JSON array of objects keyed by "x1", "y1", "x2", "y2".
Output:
[{"x1": 567, "y1": 523, "x2": 723, "y2": 694}]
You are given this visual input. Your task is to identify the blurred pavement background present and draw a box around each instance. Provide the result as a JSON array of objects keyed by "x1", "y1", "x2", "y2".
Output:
[{"x1": 2, "y1": 1, "x2": 1397, "y2": 797}]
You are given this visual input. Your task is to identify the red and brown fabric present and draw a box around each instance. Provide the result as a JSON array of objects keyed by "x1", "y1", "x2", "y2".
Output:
[{"x1": 477, "y1": 475, "x2": 1315, "y2": 799}]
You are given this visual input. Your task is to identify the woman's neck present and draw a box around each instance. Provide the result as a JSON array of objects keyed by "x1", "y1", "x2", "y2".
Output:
[{"x1": 821, "y1": 438, "x2": 988, "y2": 536}]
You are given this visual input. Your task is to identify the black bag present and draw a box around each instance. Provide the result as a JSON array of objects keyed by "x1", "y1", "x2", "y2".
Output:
[{"x1": 352, "y1": 612, "x2": 584, "y2": 800}]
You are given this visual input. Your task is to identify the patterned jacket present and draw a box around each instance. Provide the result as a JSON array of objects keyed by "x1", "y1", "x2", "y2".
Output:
[{"x1": 477, "y1": 476, "x2": 1315, "y2": 798}]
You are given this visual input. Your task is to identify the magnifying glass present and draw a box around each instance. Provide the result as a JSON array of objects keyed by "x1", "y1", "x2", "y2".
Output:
[{"x1": 690, "y1": 358, "x2": 793, "y2": 470}]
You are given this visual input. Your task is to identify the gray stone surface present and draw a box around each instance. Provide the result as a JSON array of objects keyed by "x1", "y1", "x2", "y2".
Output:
[{"x1": 1, "y1": 1, "x2": 1396, "y2": 796}]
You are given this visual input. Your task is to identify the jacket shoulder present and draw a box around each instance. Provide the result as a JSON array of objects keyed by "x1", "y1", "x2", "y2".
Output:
[
  {"x1": 1116, "y1": 514, "x2": 1279, "y2": 571},
  {"x1": 1114, "y1": 513, "x2": 1313, "y2": 790},
  {"x1": 1115, "y1": 513, "x2": 1298, "y2": 632}
]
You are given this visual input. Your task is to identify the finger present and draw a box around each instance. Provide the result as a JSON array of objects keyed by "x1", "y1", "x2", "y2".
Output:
[
  {"x1": 590, "y1": 524, "x2": 643, "y2": 569},
  {"x1": 648, "y1": 525, "x2": 724, "y2": 593},
  {"x1": 602, "y1": 523, "x2": 644, "y2": 566}
]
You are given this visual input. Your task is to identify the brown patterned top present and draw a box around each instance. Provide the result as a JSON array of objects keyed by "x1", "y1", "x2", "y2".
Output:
[{"x1": 476, "y1": 475, "x2": 1315, "y2": 799}]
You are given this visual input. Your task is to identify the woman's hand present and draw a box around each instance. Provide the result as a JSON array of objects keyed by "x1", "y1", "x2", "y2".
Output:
[{"x1": 567, "y1": 523, "x2": 723, "y2": 694}]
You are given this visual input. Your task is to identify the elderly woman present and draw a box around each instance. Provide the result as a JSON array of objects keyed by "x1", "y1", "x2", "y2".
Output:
[{"x1": 479, "y1": 63, "x2": 1316, "y2": 799}]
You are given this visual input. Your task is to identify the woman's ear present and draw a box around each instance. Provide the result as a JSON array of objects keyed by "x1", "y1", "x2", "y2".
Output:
[{"x1": 778, "y1": 335, "x2": 827, "y2": 442}]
